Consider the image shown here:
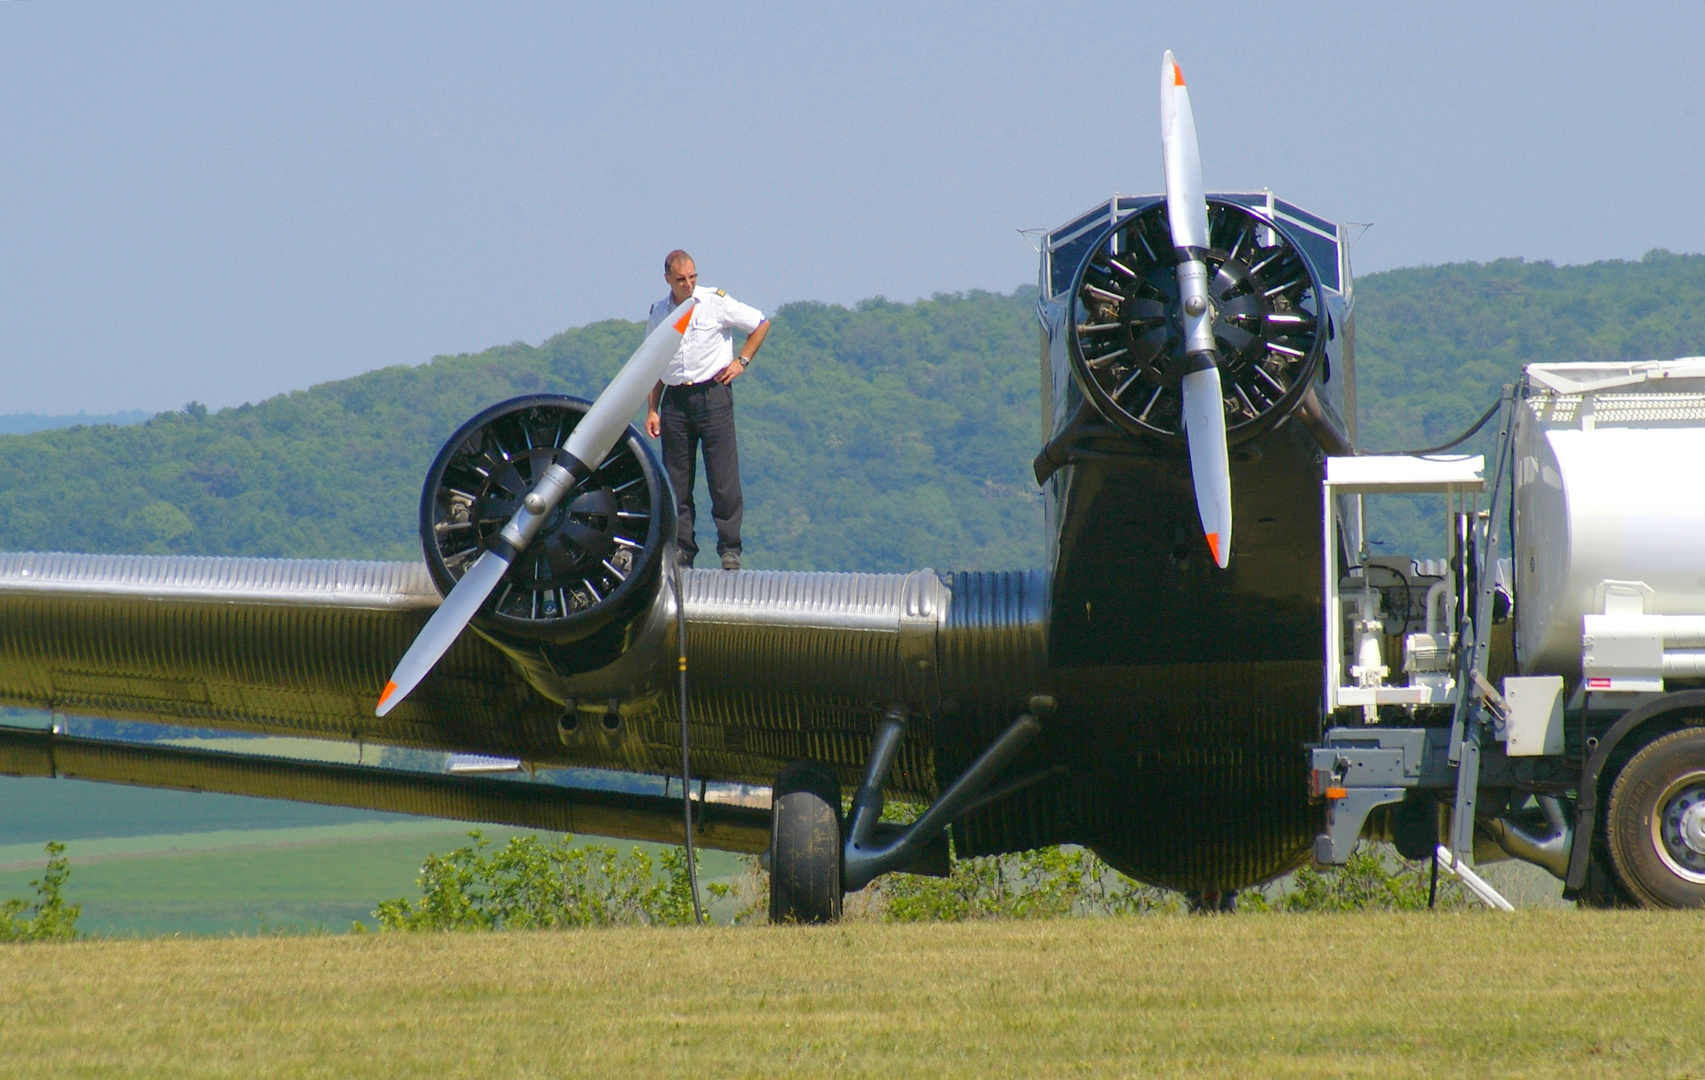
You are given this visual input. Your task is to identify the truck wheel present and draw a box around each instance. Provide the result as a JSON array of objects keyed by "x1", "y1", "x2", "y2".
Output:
[
  {"x1": 1606, "y1": 727, "x2": 1705, "y2": 909},
  {"x1": 1391, "y1": 796, "x2": 1440, "y2": 862},
  {"x1": 1576, "y1": 846, "x2": 1638, "y2": 909},
  {"x1": 768, "y1": 761, "x2": 843, "y2": 924}
]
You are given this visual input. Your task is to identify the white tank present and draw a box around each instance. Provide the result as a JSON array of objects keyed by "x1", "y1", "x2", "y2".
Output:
[{"x1": 1514, "y1": 359, "x2": 1705, "y2": 682}]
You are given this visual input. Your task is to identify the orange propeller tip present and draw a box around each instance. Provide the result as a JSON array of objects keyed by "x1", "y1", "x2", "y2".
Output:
[
  {"x1": 1172, "y1": 62, "x2": 1185, "y2": 86},
  {"x1": 377, "y1": 680, "x2": 398, "y2": 708},
  {"x1": 672, "y1": 307, "x2": 693, "y2": 334},
  {"x1": 1205, "y1": 532, "x2": 1222, "y2": 564}
]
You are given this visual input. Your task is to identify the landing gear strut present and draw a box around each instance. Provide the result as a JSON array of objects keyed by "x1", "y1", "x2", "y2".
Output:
[{"x1": 767, "y1": 698, "x2": 1054, "y2": 924}]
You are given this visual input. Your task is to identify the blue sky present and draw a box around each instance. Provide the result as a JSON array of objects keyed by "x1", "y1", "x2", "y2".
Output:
[{"x1": 3, "y1": 1, "x2": 1701, "y2": 414}]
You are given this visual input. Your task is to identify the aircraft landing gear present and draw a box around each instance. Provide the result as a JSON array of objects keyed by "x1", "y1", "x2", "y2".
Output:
[
  {"x1": 1186, "y1": 890, "x2": 1238, "y2": 913},
  {"x1": 767, "y1": 699, "x2": 1055, "y2": 924},
  {"x1": 768, "y1": 761, "x2": 843, "y2": 924}
]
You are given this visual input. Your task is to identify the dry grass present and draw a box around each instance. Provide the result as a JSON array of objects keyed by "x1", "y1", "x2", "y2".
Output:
[{"x1": 0, "y1": 911, "x2": 1700, "y2": 1078}]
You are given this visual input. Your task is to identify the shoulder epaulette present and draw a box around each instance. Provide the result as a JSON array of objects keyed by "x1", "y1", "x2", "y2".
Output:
[{"x1": 714, "y1": 288, "x2": 727, "y2": 297}]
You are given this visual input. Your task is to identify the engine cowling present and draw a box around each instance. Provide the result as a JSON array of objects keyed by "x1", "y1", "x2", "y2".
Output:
[
  {"x1": 420, "y1": 394, "x2": 672, "y2": 672},
  {"x1": 1068, "y1": 199, "x2": 1326, "y2": 445}
]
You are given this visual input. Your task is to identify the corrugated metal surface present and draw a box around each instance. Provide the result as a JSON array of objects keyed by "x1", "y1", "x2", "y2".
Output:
[
  {"x1": 0, "y1": 552, "x2": 439, "y2": 609},
  {"x1": 0, "y1": 556, "x2": 1052, "y2": 808},
  {"x1": 0, "y1": 555, "x2": 554, "y2": 760},
  {"x1": 937, "y1": 569, "x2": 1050, "y2": 716},
  {"x1": 0, "y1": 551, "x2": 1322, "y2": 891},
  {"x1": 638, "y1": 568, "x2": 945, "y2": 799},
  {"x1": 1043, "y1": 659, "x2": 1321, "y2": 893},
  {"x1": 931, "y1": 570, "x2": 1065, "y2": 860},
  {"x1": 642, "y1": 568, "x2": 1050, "y2": 801},
  {"x1": 683, "y1": 567, "x2": 939, "y2": 631}
]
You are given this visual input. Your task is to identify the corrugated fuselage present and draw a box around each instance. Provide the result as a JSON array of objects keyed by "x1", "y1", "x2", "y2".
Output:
[{"x1": 965, "y1": 222, "x2": 1358, "y2": 892}]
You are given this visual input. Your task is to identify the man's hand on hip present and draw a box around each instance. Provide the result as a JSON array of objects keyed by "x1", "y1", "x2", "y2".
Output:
[{"x1": 713, "y1": 357, "x2": 748, "y2": 385}]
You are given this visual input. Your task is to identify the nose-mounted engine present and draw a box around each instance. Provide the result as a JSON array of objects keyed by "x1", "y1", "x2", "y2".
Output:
[
  {"x1": 419, "y1": 394, "x2": 672, "y2": 677},
  {"x1": 1068, "y1": 199, "x2": 1326, "y2": 444}
]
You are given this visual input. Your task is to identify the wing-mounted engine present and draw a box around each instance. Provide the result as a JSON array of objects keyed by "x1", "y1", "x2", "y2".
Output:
[
  {"x1": 420, "y1": 395, "x2": 673, "y2": 677},
  {"x1": 1068, "y1": 198, "x2": 1326, "y2": 446}
]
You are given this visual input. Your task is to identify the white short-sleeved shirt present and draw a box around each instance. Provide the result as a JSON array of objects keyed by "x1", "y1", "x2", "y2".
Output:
[{"x1": 647, "y1": 285, "x2": 766, "y2": 386}]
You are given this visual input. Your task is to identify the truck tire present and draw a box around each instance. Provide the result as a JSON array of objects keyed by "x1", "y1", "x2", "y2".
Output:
[
  {"x1": 768, "y1": 761, "x2": 843, "y2": 924},
  {"x1": 1391, "y1": 796, "x2": 1440, "y2": 862},
  {"x1": 1576, "y1": 847, "x2": 1638, "y2": 910},
  {"x1": 1606, "y1": 726, "x2": 1705, "y2": 909}
]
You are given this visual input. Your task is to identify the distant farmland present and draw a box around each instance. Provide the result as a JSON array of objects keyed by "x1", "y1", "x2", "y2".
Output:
[{"x1": 0, "y1": 779, "x2": 749, "y2": 937}]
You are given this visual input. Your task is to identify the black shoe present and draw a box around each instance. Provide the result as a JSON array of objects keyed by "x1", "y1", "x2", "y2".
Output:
[{"x1": 720, "y1": 552, "x2": 741, "y2": 571}]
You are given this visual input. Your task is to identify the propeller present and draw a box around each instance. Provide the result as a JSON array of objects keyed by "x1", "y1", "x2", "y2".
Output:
[
  {"x1": 1160, "y1": 50, "x2": 1232, "y2": 569},
  {"x1": 376, "y1": 297, "x2": 698, "y2": 716}
]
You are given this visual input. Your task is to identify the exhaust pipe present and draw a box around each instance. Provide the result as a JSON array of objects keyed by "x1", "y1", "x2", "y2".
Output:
[{"x1": 1482, "y1": 794, "x2": 1572, "y2": 879}]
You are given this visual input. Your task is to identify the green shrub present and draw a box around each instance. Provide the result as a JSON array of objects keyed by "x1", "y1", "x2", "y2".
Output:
[
  {"x1": 881, "y1": 846, "x2": 1179, "y2": 922},
  {"x1": 374, "y1": 831, "x2": 701, "y2": 931},
  {"x1": 1243, "y1": 842, "x2": 1469, "y2": 913},
  {"x1": 0, "y1": 842, "x2": 80, "y2": 942}
]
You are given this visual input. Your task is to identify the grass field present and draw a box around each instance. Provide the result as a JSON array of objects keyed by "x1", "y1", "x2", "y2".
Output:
[{"x1": 0, "y1": 911, "x2": 1698, "y2": 1078}]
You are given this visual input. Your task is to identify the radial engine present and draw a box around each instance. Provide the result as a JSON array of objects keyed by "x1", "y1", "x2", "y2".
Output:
[{"x1": 419, "y1": 394, "x2": 674, "y2": 689}]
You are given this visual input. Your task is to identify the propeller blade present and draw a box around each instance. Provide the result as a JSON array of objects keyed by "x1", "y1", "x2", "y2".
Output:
[
  {"x1": 376, "y1": 297, "x2": 698, "y2": 716},
  {"x1": 1161, "y1": 50, "x2": 1232, "y2": 568},
  {"x1": 1160, "y1": 51, "x2": 1208, "y2": 253},
  {"x1": 376, "y1": 547, "x2": 510, "y2": 716},
  {"x1": 1181, "y1": 367, "x2": 1233, "y2": 568}
]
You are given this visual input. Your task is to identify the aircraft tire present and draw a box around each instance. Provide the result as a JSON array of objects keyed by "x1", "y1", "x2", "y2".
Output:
[
  {"x1": 768, "y1": 761, "x2": 843, "y2": 924},
  {"x1": 1606, "y1": 727, "x2": 1705, "y2": 909}
]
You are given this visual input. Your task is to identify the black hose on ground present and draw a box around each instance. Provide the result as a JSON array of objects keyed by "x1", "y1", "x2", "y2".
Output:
[{"x1": 673, "y1": 561, "x2": 705, "y2": 925}]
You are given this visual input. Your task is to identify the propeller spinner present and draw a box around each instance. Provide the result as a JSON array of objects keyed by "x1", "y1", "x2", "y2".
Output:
[
  {"x1": 1161, "y1": 51, "x2": 1232, "y2": 568},
  {"x1": 376, "y1": 298, "x2": 698, "y2": 716}
]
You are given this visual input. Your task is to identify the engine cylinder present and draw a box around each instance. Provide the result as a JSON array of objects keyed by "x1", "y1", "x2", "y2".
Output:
[
  {"x1": 420, "y1": 395, "x2": 672, "y2": 665},
  {"x1": 1068, "y1": 199, "x2": 1326, "y2": 445}
]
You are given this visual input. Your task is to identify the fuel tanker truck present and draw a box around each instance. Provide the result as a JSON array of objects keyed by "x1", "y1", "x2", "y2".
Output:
[{"x1": 1313, "y1": 357, "x2": 1705, "y2": 909}]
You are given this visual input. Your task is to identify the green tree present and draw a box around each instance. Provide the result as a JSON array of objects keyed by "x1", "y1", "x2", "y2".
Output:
[
  {"x1": 373, "y1": 831, "x2": 703, "y2": 930},
  {"x1": 0, "y1": 842, "x2": 81, "y2": 942}
]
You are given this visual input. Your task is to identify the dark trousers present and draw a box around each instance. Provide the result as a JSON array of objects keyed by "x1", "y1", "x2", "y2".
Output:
[{"x1": 659, "y1": 382, "x2": 742, "y2": 560}]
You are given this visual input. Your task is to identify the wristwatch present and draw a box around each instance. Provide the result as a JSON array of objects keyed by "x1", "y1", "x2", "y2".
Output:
[{"x1": 736, "y1": 355, "x2": 752, "y2": 365}]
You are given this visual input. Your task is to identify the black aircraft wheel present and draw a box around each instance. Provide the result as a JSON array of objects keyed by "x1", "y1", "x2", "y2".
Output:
[
  {"x1": 768, "y1": 761, "x2": 843, "y2": 924},
  {"x1": 1606, "y1": 727, "x2": 1705, "y2": 909}
]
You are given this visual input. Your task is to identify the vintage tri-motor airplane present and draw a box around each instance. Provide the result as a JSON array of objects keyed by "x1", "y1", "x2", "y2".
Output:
[{"x1": 0, "y1": 54, "x2": 1357, "y2": 919}]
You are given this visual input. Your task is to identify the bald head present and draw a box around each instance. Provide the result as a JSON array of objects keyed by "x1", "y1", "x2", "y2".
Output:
[{"x1": 664, "y1": 250, "x2": 697, "y2": 304}]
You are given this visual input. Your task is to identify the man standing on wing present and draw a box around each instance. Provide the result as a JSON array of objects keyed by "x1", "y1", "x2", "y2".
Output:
[{"x1": 644, "y1": 250, "x2": 770, "y2": 570}]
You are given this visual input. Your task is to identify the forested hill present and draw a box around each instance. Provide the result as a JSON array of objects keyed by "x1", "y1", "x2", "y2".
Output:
[
  {"x1": 0, "y1": 291, "x2": 1044, "y2": 572},
  {"x1": 1, "y1": 251, "x2": 1702, "y2": 573},
  {"x1": 1354, "y1": 250, "x2": 1705, "y2": 455}
]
